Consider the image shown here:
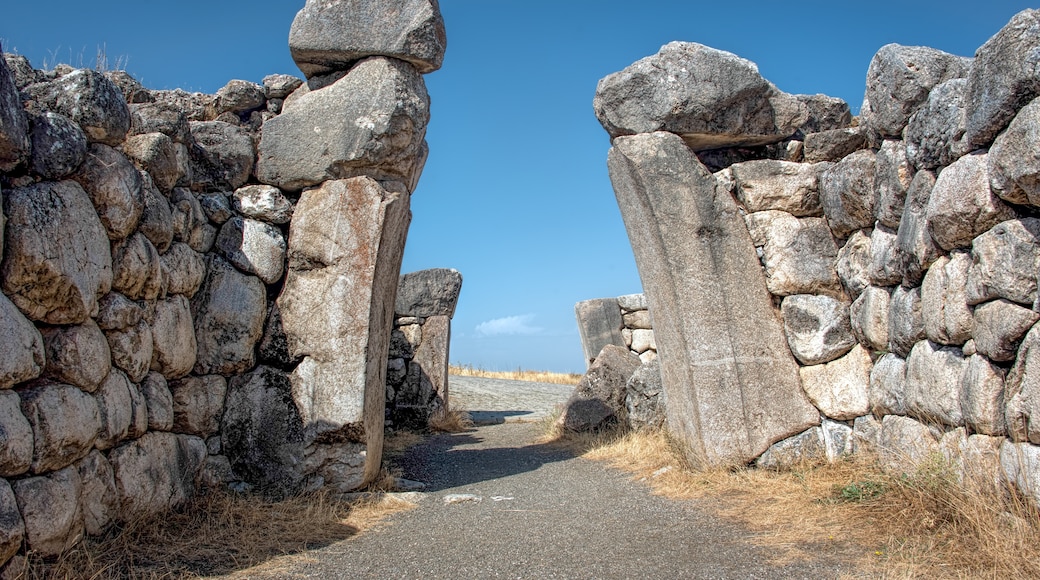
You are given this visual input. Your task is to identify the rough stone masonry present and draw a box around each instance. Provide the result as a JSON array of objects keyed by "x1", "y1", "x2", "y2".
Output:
[
  {"x1": 595, "y1": 9, "x2": 1040, "y2": 502},
  {"x1": 0, "y1": 0, "x2": 445, "y2": 565}
]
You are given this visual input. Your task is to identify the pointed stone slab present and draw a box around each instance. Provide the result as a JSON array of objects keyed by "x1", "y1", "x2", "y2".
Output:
[
  {"x1": 574, "y1": 298, "x2": 625, "y2": 368},
  {"x1": 278, "y1": 177, "x2": 410, "y2": 488},
  {"x1": 607, "y1": 131, "x2": 818, "y2": 466}
]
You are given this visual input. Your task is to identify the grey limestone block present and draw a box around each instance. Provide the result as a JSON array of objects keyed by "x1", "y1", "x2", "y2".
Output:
[
  {"x1": 964, "y1": 9, "x2": 1040, "y2": 148},
  {"x1": 594, "y1": 42, "x2": 807, "y2": 150},
  {"x1": 607, "y1": 131, "x2": 818, "y2": 467},
  {"x1": 289, "y1": 0, "x2": 446, "y2": 77},
  {"x1": 574, "y1": 298, "x2": 624, "y2": 368}
]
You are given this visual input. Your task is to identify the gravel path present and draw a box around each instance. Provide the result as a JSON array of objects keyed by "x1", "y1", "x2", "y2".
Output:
[
  {"x1": 224, "y1": 377, "x2": 861, "y2": 579},
  {"x1": 448, "y1": 375, "x2": 574, "y2": 424}
]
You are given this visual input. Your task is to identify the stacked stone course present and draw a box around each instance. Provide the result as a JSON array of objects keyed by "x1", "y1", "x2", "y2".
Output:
[
  {"x1": 596, "y1": 9, "x2": 1040, "y2": 501},
  {"x1": 386, "y1": 268, "x2": 462, "y2": 429},
  {"x1": 0, "y1": 0, "x2": 445, "y2": 565}
]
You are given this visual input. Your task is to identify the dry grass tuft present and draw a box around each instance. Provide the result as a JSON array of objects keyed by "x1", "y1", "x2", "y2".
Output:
[
  {"x1": 12, "y1": 485, "x2": 416, "y2": 579},
  {"x1": 383, "y1": 429, "x2": 426, "y2": 455},
  {"x1": 557, "y1": 427, "x2": 1040, "y2": 577},
  {"x1": 449, "y1": 364, "x2": 582, "y2": 386},
  {"x1": 427, "y1": 406, "x2": 474, "y2": 433}
]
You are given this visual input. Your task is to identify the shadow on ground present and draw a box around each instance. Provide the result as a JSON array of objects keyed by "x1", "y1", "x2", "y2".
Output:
[
  {"x1": 391, "y1": 428, "x2": 575, "y2": 492},
  {"x1": 466, "y1": 409, "x2": 540, "y2": 424}
]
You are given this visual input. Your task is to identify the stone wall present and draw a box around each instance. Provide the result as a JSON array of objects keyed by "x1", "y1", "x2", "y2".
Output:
[
  {"x1": 596, "y1": 9, "x2": 1040, "y2": 502},
  {"x1": 575, "y1": 294, "x2": 657, "y2": 366},
  {"x1": 386, "y1": 268, "x2": 462, "y2": 429},
  {"x1": 0, "y1": 0, "x2": 444, "y2": 564}
]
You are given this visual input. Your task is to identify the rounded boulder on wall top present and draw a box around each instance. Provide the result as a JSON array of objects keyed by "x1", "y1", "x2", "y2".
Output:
[
  {"x1": 288, "y1": 0, "x2": 446, "y2": 77},
  {"x1": 594, "y1": 41, "x2": 807, "y2": 150},
  {"x1": 862, "y1": 43, "x2": 971, "y2": 139},
  {"x1": 964, "y1": 9, "x2": 1040, "y2": 148},
  {"x1": 23, "y1": 68, "x2": 131, "y2": 146}
]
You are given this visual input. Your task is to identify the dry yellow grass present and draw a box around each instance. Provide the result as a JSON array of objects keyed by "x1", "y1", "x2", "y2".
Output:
[
  {"x1": 550, "y1": 427, "x2": 1040, "y2": 578},
  {"x1": 427, "y1": 406, "x2": 474, "y2": 433},
  {"x1": 10, "y1": 481, "x2": 416, "y2": 579},
  {"x1": 449, "y1": 364, "x2": 582, "y2": 385}
]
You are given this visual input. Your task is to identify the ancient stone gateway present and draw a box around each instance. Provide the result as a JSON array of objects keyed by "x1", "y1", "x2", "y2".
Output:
[
  {"x1": 589, "y1": 10, "x2": 1040, "y2": 502},
  {"x1": 0, "y1": 0, "x2": 446, "y2": 562}
]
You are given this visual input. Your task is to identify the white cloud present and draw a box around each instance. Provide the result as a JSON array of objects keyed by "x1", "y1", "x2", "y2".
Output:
[{"x1": 474, "y1": 314, "x2": 544, "y2": 337}]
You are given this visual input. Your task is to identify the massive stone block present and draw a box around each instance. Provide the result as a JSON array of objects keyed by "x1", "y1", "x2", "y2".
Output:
[
  {"x1": 863, "y1": 44, "x2": 971, "y2": 138},
  {"x1": 108, "y1": 432, "x2": 205, "y2": 519},
  {"x1": 921, "y1": 253, "x2": 974, "y2": 346},
  {"x1": 574, "y1": 298, "x2": 625, "y2": 368},
  {"x1": 190, "y1": 256, "x2": 266, "y2": 376},
  {"x1": 0, "y1": 49, "x2": 28, "y2": 172},
  {"x1": 24, "y1": 68, "x2": 130, "y2": 146},
  {"x1": 744, "y1": 211, "x2": 840, "y2": 297},
  {"x1": 906, "y1": 79, "x2": 970, "y2": 171},
  {"x1": 965, "y1": 9, "x2": 1040, "y2": 148},
  {"x1": 1, "y1": 181, "x2": 113, "y2": 325},
  {"x1": 71, "y1": 144, "x2": 144, "y2": 241},
  {"x1": 278, "y1": 177, "x2": 410, "y2": 486},
  {"x1": 926, "y1": 153, "x2": 1015, "y2": 252},
  {"x1": 0, "y1": 391, "x2": 33, "y2": 477},
  {"x1": 19, "y1": 382, "x2": 100, "y2": 474},
  {"x1": 222, "y1": 366, "x2": 306, "y2": 494},
  {"x1": 558, "y1": 345, "x2": 641, "y2": 432},
  {"x1": 289, "y1": 0, "x2": 447, "y2": 76},
  {"x1": 607, "y1": 131, "x2": 818, "y2": 466},
  {"x1": 11, "y1": 466, "x2": 83, "y2": 557},
  {"x1": 819, "y1": 150, "x2": 878, "y2": 239},
  {"x1": 395, "y1": 268, "x2": 463, "y2": 318},
  {"x1": 28, "y1": 111, "x2": 87, "y2": 180},
  {"x1": 594, "y1": 42, "x2": 807, "y2": 150},
  {"x1": 410, "y1": 314, "x2": 451, "y2": 414},
  {"x1": 729, "y1": 160, "x2": 827, "y2": 217},
  {"x1": 257, "y1": 57, "x2": 430, "y2": 191},
  {"x1": 214, "y1": 217, "x2": 286, "y2": 285}
]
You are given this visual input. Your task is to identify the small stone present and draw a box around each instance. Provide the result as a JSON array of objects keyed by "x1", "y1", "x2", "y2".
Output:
[{"x1": 232, "y1": 184, "x2": 294, "y2": 224}]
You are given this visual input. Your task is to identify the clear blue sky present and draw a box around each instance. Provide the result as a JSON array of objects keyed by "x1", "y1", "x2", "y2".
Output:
[{"x1": 3, "y1": 1, "x2": 1034, "y2": 373}]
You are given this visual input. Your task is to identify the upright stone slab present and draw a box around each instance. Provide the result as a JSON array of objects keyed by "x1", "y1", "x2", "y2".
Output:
[
  {"x1": 574, "y1": 298, "x2": 625, "y2": 368},
  {"x1": 278, "y1": 177, "x2": 410, "y2": 487},
  {"x1": 607, "y1": 131, "x2": 818, "y2": 466},
  {"x1": 410, "y1": 315, "x2": 451, "y2": 416}
]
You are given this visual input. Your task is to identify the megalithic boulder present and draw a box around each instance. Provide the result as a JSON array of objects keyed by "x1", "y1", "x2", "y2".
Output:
[
  {"x1": 607, "y1": 131, "x2": 819, "y2": 466},
  {"x1": 278, "y1": 177, "x2": 411, "y2": 488}
]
